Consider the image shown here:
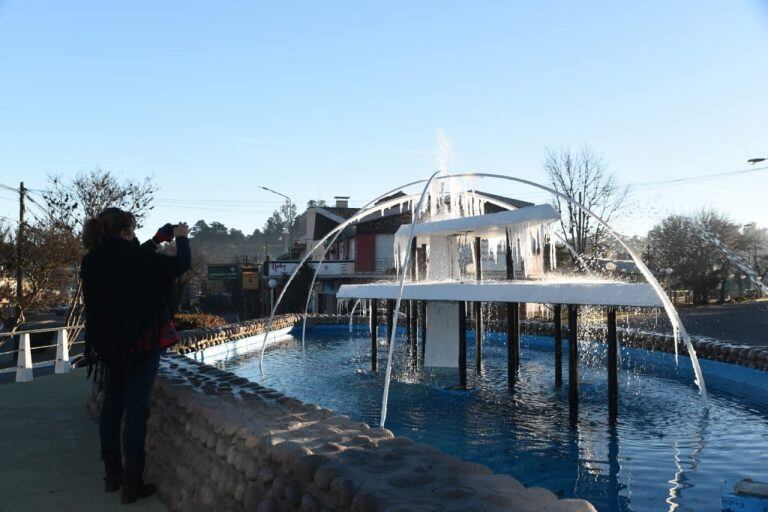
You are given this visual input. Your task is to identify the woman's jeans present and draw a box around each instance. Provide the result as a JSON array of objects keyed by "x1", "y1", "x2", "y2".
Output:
[{"x1": 99, "y1": 351, "x2": 161, "y2": 460}]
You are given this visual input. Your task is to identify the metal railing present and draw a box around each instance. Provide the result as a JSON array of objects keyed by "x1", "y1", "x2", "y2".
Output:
[{"x1": 0, "y1": 325, "x2": 84, "y2": 383}]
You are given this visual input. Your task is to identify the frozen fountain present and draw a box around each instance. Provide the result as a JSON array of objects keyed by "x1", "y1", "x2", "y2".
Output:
[
  {"x1": 337, "y1": 180, "x2": 707, "y2": 427},
  {"x1": 209, "y1": 166, "x2": 768, "y2": 510},
  {"x1": 258, "y1": 171, "x2": 708, "y2": 430}
]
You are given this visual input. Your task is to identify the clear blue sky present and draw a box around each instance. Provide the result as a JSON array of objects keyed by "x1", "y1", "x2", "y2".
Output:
[{"x1": 1, "y1": 0, "x2": 767, "y2": 241}]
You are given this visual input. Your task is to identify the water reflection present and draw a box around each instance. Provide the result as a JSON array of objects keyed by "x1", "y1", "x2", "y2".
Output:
[{"x1": 666, "y1": 409, "x2": 709, "y2": 511}]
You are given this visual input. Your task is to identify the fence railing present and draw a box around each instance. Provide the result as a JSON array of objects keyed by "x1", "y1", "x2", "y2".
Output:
[{"x1": 0, "y1": 325, "x2": 84, "y2": 383}]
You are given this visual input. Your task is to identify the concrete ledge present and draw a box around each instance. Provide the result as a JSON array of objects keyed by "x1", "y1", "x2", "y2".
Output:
[{"x1": 87, "y1": 354, "x2": 595, "y2": 511}]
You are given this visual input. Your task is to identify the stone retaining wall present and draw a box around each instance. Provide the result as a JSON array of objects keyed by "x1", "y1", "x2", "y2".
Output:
[
  {"x1": 175, "y1": 314, "x2": 304, "y2": 355},
  {"x1": 87, "y1": 358, "x2": 595, "y2": 511},
  {"x1": 507, "y1": 318, "x2": 768, "y2": 372}
]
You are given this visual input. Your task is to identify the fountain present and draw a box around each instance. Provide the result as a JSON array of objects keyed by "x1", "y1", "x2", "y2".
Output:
[
  {"x1": 257, "y1": 171, "x2": 708, "y2": 431},
  {"x1": 199, "y1": 170, "x2": 768, "y2": 511}
]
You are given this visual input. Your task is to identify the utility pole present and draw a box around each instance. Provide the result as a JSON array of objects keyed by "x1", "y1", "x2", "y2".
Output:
[
  {"x1": 15, "y1": 181, "x2": 25, "y2": 323},
  {"x1": 11, "y1": 182, "x2": 25, "y2": 351}
]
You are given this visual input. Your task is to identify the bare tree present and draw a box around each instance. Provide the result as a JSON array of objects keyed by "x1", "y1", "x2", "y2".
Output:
[
  {"x1": 44, "y1": 169, "x2": 155, "y2": 233},
  {"x1": 41, "y1": 169, "x2": 157, "y2": 330},
  {"x1": 0, "y1": 215, "x2": 79, "y2": 335},
  {"x1": 544, "y1": 145, "x2": 628, "y2": 264}
]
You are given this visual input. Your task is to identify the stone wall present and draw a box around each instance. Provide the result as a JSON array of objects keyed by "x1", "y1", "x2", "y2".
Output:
[
  {"x1": 175, "y1": 314, "x2": 304, "y2": 355},
  {"x1": 88, "y1": 314, "x2": 596, "y2": 512},
  {"x1": 510, "y1": 318, "x2": 768, "y2": 372},
  {"x1": 86, "y1": 361, "x2": 597, "y2": 512}
]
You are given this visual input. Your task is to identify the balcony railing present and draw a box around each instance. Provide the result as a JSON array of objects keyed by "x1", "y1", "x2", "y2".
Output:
[{"x1": 0, "y1": 325, "x2": 84, "y2": 382}]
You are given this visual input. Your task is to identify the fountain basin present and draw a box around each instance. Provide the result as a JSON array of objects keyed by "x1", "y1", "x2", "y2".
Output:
[{"x1": 215, "y1": 323, "x2": 768, "y2": 512}]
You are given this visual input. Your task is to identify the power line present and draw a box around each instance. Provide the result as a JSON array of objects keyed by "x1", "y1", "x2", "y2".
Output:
[
  {"x1": 153, "y1": 204, "x2": 278, "y2": 214},
  {"x1": 632, "y1": 165, "x2": 768, "y2": 187},
  {"x1": 156, "y1": 198, "x2": 283, "y2": 204}
]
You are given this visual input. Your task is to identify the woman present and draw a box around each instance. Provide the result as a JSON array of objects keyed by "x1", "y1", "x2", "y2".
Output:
[{"x1": 81, "y1": 208, "x2": 191, "y2": 504}]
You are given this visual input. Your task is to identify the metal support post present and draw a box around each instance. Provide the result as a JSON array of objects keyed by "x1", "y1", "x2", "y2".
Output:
[
  {"x1": 370, "y1": 300, "x2": 378, "y2": 372},
  {"x1": 607, "y1": 307, "x2": 619, "y2": 424},
  {"x1": 459, "y1": 301, "x2": 467, "y2": 389},
  {"x1": 409, "y1": 238, "x2": 418, "y2": 368},
  {"x1": 474, "y1": 236, "x2": 482, "y2": 373},
  {"x1": 568, "y1": 305, "x2": 579, "y2": 427},
  {"x1": 420, "y1": 300, "x2": 427, "y2": 366},
  {"x1": 507, "y1": 302, "x2": 520, "y2": 389},
  {"x1": 554, "y1": 304, "x2": 562, "y2": 387},
  {"x1": 386, "y1": 299, "x2": 394, "y2": 337}
]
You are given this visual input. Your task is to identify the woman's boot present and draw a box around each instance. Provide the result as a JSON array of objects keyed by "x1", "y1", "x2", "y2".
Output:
[
  {"x1": 101, "y1": 450, "x2": 123, "y2": 492},
  {"x1": 121, "y1": 456, "x2": 156, "y2": 504}
]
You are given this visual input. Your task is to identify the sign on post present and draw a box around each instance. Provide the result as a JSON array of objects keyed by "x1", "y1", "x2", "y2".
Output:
[
  {"x1": 207, "y1": 264, "x2": 239, "y2": 281},
  {"x1": 267, "y1": 261, "x2": 355, "y2": 278},
  {"x1": 242, "y1": 270, "x2": 259, "y2": 290}
]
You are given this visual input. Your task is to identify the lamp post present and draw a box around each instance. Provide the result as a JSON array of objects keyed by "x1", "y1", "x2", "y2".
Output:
[
  {"x1": 268, "y1": 278, "x2": 278, "y2": 313},
  {"x1": 260, "y1": 186, "x2": 294, "y2": 257},
  {"x1": 743, "y1": 223, "x2": 759, "y2": 268},
  {"x1": 665, "y1": 267, "x2": 674, "y2": 305}
]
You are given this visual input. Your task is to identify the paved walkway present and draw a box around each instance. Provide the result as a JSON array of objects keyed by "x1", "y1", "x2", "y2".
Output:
[{"x1": 0, "y1": 369, "x2": 166, "y2": 512}]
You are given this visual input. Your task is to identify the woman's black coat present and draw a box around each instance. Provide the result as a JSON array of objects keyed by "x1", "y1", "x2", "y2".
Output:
[{"x1": 81, "y1": 236, "x2": 191, "y2": 362}]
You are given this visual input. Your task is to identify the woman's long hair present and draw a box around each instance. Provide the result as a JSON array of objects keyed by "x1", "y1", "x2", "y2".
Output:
[{"x1": 83, "y1": 207, "x2": 136, "y2": 250}]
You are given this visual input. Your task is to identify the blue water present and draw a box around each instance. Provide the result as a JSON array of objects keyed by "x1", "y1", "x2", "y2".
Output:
[{"x1": 217, "y1": 325, "x2": 768, "y2": 512}]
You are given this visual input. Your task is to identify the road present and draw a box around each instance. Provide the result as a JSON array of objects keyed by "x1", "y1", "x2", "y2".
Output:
[{"x1": 675, "y1": 300, "x2": 768, "y2": 346}]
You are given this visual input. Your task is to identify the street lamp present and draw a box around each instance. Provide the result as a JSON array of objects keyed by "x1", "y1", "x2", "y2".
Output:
[
  {"x1": 268, "y1": 278, "x2": 278, "y2": 313},
  {"x1": 260, "y1": 186, "x2": 294, "y2": 257},
  {"x1": 747, "y1": 158, "x2": 766, "y2": 165},
  {"x1": 743, "y1": 223, "x2": 759, "y2": 268},
  {"x1": 665, "y1": 267, "x2": 675, "y2": 304}
]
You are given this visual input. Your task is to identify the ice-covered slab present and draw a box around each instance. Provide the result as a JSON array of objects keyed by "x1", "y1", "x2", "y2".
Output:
[
  {"x1": 394, "y1": 204, "x2": 559, "y2": 241},
  {"x1": 337, "y1": 279, "x2": 665, "y2": 307}
]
